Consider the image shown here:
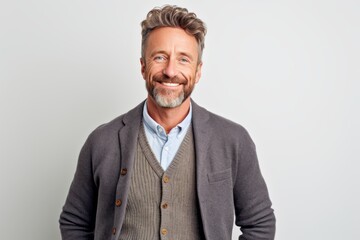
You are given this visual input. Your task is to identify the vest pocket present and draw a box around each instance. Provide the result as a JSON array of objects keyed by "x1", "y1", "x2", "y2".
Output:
[{"x1": 207, "y1": 168, "x2": 231, "y2": 183}]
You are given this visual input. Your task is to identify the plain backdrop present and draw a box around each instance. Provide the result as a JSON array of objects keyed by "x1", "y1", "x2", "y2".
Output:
[{"x1": 1, "y1": 0, "x2": 359, "y2": 239}]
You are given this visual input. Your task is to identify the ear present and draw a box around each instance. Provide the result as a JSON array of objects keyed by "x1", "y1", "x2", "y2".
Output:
[
  {"x1": 140, "y1": 57, "x2": 146, "y2": 79},
  {"x1": 195, "y1": 62, "x2": 203, "y2": 83}
]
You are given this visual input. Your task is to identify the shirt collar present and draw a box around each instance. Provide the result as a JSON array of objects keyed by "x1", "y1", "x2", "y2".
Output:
[{"x1": 143, "y1": 100, "x2": 192, "y2": 138}]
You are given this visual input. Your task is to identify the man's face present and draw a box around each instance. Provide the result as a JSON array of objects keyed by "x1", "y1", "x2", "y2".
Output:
[{"x1": 141, "y1": 27, "x2": 202, "y2": 108}]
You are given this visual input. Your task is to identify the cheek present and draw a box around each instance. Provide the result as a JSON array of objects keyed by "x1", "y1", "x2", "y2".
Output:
[
  {"x1": 146, "y1": 65, "x2": 163, "y2": 79},
  {"x1": 182, "y1": 70, "x2": 197, "y2": 84},
  {"x1": 143, "y1": 68, "x2": 153, "y2": 80}
]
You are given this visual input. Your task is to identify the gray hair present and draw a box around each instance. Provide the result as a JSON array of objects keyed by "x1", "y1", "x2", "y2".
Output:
[{"x1": 141, "y1": 5, "x2": 207, "y2": 62}]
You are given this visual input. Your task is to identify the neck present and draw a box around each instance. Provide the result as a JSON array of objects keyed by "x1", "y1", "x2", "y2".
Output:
[{"x1": 146, "y1": 96, "x2": 191, "y2": 134}]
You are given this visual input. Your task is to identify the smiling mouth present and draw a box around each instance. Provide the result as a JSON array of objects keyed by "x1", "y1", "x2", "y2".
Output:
[{"x1": 160, "y1": 82, "x2": 180, "y2": 87}]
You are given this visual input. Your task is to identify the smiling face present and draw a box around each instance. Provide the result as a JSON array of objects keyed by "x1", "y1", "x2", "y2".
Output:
[{"x1": 141, "y1": 27, "x2": 202, "y2": 108}]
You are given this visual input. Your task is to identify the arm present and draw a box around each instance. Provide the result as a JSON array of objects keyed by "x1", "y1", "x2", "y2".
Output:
[
  {"x1": 234, "y1": 131, "x2": 276, "y2": 240},
  {"x1": 59, "y1": 136, "x2": 97, "y2": 240}
]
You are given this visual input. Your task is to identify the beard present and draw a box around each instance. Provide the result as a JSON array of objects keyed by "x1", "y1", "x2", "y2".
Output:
[{"x1": 146, "y1": 74, "x2": 194, "y2": 108}]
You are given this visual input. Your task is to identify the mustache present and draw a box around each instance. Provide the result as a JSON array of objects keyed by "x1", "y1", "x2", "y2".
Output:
[{"x1": 153, "y1": 74, "x2": 187, "y2": 84}]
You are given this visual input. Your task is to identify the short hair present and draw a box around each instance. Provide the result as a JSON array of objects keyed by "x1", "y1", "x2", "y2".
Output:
[{"x1": 141, "y1": 5, "x2": 207, "y2": 62}]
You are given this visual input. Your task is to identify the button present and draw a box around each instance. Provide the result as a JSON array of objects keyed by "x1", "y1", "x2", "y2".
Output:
[
  {"x1": 163, "y1": 176, "x2": 169, "y2": 183},
  {"x1": 161, "y1": 228, "x2": 168, "y2": 235},
  {"x1": 162, "y1": 203, "x2": 168, "y2": 209},
  {"x1": 112, "y1": 227, "x2": 116, "y2": 235},
  {"x1": 115, "y1": 199, "x2": 122, "y2": 207},
  {"x1": 120, "y1": 168, "x2": 127, "y2": 176}
]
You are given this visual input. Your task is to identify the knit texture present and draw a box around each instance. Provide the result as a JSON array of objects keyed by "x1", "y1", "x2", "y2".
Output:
[{"x1": 118, "y1": 124, "x2": 205, "y2": 240}]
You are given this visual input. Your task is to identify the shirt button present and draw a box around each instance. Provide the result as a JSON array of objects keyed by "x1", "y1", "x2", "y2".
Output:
[
  {"x1": 112, "y1": 227, "x2": 116, "y2": 235},
  {"x1": 115, "y1": 199, "x2": 122, "y2": 207},
  {"x1": 162, "y1": 203, "x2": 168, "y2": 209},
  {"x1": 120, "y1": 168, "x2": 127, "y2": 176},
  {"x1": 163, "y1": 176, "x2": 169, "y2": 183},
  {"x1": 161, "y1": 228, "x2": 168, "y2": 235}
]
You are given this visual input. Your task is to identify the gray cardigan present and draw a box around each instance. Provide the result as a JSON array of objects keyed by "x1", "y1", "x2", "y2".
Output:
[{"x1": 59, "y1": 100, "x2": 276, "y2": 240}]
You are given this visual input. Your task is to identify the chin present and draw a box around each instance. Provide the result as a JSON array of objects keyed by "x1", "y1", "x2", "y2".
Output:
[
  {"x1": 151, "y1": 88, "x2": 185, "y2": 108},
  {"x1": 154, "y1": 95, "x2": 184, "y2": 108}
]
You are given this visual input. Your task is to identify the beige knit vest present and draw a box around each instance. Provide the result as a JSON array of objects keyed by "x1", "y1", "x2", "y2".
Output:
[{"x1": 118, "y1": 124, "x2": 205, "y2": 240}]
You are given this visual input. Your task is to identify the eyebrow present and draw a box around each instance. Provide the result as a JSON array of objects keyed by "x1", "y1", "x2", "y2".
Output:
[{"x1": 149, "y1": 50, "x2": 167, "y2": 57}]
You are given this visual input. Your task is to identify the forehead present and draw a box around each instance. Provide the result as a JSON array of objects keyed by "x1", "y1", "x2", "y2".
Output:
[{"x1": 145, "y1": 27, "x2": 199, "y2": 56}]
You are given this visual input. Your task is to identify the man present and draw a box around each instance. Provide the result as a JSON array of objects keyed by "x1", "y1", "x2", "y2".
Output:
[{"x1": 60, "y1": 5, "x2": 275, "y2": 240}]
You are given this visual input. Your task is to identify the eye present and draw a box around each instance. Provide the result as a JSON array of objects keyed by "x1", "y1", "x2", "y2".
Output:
[
  {"x1": 154, "y1": 55, "x2": 166, "y2": 62},
  {"x1": 179, "y1": 57, "x2": 190, "y2": 63}
]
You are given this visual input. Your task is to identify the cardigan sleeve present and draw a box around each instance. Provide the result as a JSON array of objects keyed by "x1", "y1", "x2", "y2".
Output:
[
  {"x1": 233, "y1": 130, "x2": 276, "y2": 240},
  {"x1": 59, "y1": 135, "x2": 97, "y2": 240}
]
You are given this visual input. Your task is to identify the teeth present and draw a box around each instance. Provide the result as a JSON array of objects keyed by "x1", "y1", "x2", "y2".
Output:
[{"x1": 162, "y1": 82, "x2": 180, "y2": 87}]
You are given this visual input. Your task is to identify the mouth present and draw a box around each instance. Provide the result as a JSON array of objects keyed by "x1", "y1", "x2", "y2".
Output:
[{"x1": 161, "y1": 82, "x2": 180, "y2": 87}]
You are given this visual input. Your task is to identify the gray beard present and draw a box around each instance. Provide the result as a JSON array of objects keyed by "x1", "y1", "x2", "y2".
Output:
[{"x1": 152, "y1": 88, "x2": 185, "y2": 108}]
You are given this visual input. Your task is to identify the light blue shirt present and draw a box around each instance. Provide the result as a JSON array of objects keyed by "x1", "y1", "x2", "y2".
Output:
[{"x1": 142, "y1": 101, "x2": 192, "y2": 170}]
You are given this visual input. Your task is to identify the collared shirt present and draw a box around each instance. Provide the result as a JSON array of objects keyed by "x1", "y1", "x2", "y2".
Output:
[{"x1": 142, "y1": 101, "x2": 192, "y2": 170}]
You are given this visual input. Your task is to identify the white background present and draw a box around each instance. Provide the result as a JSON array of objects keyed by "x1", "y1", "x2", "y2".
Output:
[{"x1": 1, "y1": 0, "x2": 359, "y2": 239}]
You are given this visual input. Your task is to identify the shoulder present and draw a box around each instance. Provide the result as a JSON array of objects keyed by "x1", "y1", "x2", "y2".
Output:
[
  {"x1": 209, "y1": 110, "x2": 255, "y2": 152},
  {"x1": 192, "y1": 101, "x2": 253, "y2": 144},
  {"x1": 86, "y1": 101, "x2": 144, "y2": 147},
  {"x1": 192, "y1": 102, "x2": 255, "y2": 154},
  {"x1": 209, "y1": 111, "x2": 248, "y2": 135}
]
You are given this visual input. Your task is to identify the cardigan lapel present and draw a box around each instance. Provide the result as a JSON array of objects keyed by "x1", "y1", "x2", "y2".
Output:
[
  {"x1": 118, "y1": 101, "x2": 144, "y2": 171},
  {"x1": 191, "y1": 100, "x2": 212, "y2": 199},
  {"x1": 191, "y1": 100, "x2": 216, "y2": 240}
]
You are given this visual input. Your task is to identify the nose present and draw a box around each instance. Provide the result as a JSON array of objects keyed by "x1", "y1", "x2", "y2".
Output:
[{"x1": 162, "y1": 58, "x2": 178, "y2": 78}]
